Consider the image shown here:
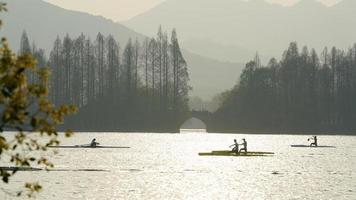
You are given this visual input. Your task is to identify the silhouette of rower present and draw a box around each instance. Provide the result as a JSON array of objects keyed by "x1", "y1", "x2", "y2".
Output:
[
  {"x1": 229, "y1": 139, "x2": 239, "y2": 154},
  {"x1": 239, "y1": 138, "x2": 247, "y2": 153},
  {"x1": 309, "y1": 136, "x2": 318, "y2": 147},
  {"x1": 90, "y1": 138, "x2": 99, "y2": 147}
]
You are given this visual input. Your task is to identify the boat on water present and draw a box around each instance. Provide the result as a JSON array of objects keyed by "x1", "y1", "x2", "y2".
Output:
[
  {"x1": 290, "y1": 145, "x2": 335, "y2": 148},
  {"x1": 48, "y1": 145, "x2": 130, "y2": 149},
  {"x1": 199, "y1": 150, "x2": 274, "y2": 157}
]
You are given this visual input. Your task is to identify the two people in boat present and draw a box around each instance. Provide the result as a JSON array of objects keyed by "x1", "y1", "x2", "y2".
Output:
[
  {"x1": 90, "y1": 138, "x2": 100, "y2": 147},
  {"x1": 230, "y1": 138, "x2": 247, "y2": 153},
  {"x1": 308, "y1": 136, "x2": 318, "y2": 147}
]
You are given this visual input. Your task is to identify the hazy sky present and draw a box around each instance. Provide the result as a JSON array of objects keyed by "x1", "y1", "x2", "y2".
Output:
[{"x1": 44, "y1": 0, "x2": 342, "y2": 21}]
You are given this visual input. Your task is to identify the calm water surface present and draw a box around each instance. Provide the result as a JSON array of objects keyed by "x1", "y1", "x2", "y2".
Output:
[{"x1": 1, "y1": 132, "x2": 356, "y2": 200}]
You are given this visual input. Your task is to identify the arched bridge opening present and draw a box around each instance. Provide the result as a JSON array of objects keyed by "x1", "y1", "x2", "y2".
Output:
[{"x1": 180, "y1": 110, "x2": 213, "y2": 133}]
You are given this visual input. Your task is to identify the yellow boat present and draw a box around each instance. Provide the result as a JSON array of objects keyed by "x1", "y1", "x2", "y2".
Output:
[{"x1": 199, "y1": 150, "x2": 274, "y2": 157}]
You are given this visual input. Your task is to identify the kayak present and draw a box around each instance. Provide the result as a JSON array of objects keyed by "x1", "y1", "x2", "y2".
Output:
[
  {"x1": 291, "y1": 145, "x2": 335, "y2": 148},
  {"x1": 0, "y1": 167, "x2": 42, "y2": 171},
  {"x1": 0, "y1": 167, "x2": 108, "y2": 172},
  {"x1": 48, "y1": 145, "x2": 130, "y2": 149},
  {"x1": 199, "y1": 150, "x2": 274, "y2": 157}
]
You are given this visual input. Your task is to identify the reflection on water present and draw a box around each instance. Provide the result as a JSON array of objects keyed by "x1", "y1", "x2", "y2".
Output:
[
  {"x1": 180, "y1": 129, "x2": 207, "y2": 133},
  {"x1": 1, "y1": 133, "x2": 355, "y2": 200},
  {"x1": 180, "y1": 118, "x2": 207, "y2": 130}
]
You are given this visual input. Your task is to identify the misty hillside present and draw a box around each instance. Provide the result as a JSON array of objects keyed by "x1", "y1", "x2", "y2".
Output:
[
  {"x1": 0, "y1": 0, "x2": 243, "y2": 99},
  {"x1": 0, "y1": 0, "x2": 145, "y2": 52},
  {"x1": 183, "y1": 50, "x2": 244, "y2": 99},
  {"x1": 125, "y1": 0, "x2": 356, "y2": 62},
  {"x1": 182, "y1": 39, "x2": 261, "y2": 63}
]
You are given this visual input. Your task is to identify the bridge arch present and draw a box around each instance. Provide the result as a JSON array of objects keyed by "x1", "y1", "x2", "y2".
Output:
[
  {"x1": 180, "y1": 117, "x2": 207, "y2": 133},
  {"x1": 180, "y1": 110, "x2": 213, "y2": 133}
]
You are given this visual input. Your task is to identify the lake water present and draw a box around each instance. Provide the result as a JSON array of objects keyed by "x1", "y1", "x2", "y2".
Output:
[{"x1": 1, "y1": 132, "x2": 356, "y2": 199}]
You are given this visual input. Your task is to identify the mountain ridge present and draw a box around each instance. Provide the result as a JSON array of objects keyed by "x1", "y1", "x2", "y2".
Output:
[
  {"x1": 1, "y1": 0, "x2": 145, "y2": 52},
  {"x1": 125, "y1": 0, "x2": 355, "y2": 62},
  {"x1": 0, "y1": 0, "x2": 243, "y2": 99}
]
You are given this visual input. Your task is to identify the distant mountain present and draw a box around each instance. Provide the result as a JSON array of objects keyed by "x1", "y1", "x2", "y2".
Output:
[
  {"x1": 183, "y1": 50, "x2": 244, "y2": 99},
  {"x1": 182, "y1": 38, "x2": 259, "y2": 63},
  {"x1": 0, "y1": 0, "x2": 145, "y2": 52},
  {"x1": 0, "y1": 0, "x2": 243, "y2": 99},
  {"x1": 125, "y1": 0, "x2": 356, "y2": 62}
]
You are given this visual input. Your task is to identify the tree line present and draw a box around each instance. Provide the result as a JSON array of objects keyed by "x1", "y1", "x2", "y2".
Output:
[
  {"x1": 212, "y1": 42, "x2": 356, "y2": 133},
  {"x1": 19, "y1": 27, "x2": 190, "y2": 132}
]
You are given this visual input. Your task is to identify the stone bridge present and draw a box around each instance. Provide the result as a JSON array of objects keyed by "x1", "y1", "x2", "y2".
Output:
[{"x1": 180, "y1": 110, "x2": 213, "y2": 132}]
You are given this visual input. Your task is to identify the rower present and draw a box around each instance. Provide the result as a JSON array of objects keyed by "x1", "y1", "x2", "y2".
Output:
[
  {"x1": 90, "y1": 138, "x2": 99, "y2": 147},
  {"x1": 229, "y1": 139, "x2": 239, "y2": 154},
  {"x1": 239, "y1": 138, "x2": 247, "y2": 153},
  {"x1": 309, "y1": 136, "x2": 318, "y2": 147}
]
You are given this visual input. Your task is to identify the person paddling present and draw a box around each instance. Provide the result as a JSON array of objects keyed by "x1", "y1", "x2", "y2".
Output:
[
  {"x1": 239, "y1": 138, "x2": 247, "y2": 153},
  {"x1": 90, "y1": 138, "x2": 99, "y2": 147},
  {"x1": 309, "y1": 136, "x2": 318, "y2": 147},
  {"x1": 229, "y1": 139, "x2": 239, "y2": 154}
]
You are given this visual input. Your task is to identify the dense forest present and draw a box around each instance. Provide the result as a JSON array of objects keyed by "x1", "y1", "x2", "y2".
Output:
[
  {"x1": 19, "y1": 27, "x2": 190, "y2": 132},
  {"x1": 20, "y1": 27, "x2": 356, "y2": 133},
  {"x1": 212, "y1": 42, "x2": 356, "y2": 133}
]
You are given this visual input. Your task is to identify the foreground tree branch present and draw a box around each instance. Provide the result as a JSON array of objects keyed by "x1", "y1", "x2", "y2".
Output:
[{"x1": 0, "y1": 3, "x2": 76, "y2": 197}]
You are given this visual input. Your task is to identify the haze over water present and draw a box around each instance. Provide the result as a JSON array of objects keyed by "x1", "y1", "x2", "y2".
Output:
[
  {"x1": 1, "y1": 0, "x2": 356, "y2": 199},
  {"x1": 1, "y1": 132, "x2": 355, "y2": 199}
]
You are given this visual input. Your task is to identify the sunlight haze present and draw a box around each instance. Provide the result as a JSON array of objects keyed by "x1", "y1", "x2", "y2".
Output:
[
  {"x1": 44, "y1": 0, "x2": 342, "y2": 21},
  {"x1": 1, "y1": 0, "x2": 356, "y2": 199}
]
